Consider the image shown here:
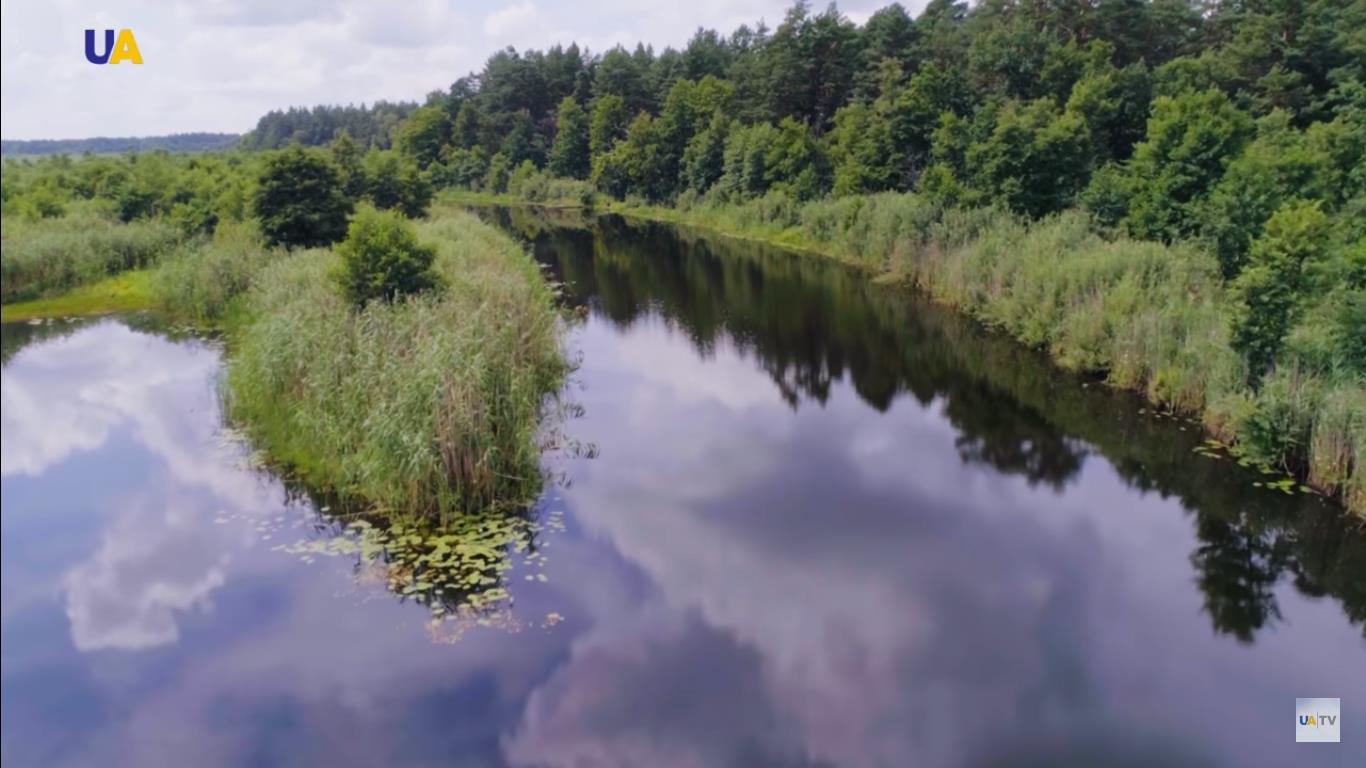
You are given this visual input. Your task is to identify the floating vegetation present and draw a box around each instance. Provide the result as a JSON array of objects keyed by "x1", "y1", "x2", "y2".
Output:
[
  {"x1": 1192, "y1": 437, "x2": 1320, "y2": 498},
  {"x1": 262, "y1": 502, "x2": 570, "y2": 635}
]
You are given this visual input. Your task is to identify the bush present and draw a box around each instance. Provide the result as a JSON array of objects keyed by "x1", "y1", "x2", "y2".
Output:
[
  {"x1": 1229, "y1": 201, "x2": 1331, "y2": 381},
  {"x1": 363, "y1": 149, "x2": 432, "y2": 218},
  {"x1": 254, "y1": 146, "x2": 353, "y2": 249},
  {"x1": 506, "y1": 165, "x2": 595, "y2": 206},
  {"x1": 336, "y1": 205, "x2": 441, "y2": 306}
]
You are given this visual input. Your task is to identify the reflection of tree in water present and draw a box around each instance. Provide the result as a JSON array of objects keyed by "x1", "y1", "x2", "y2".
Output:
[
  {"x1": 1191, "y1": 515, "x2": 1292, "y2": 642},
  {"x1": 1, "y1": 317, "x2": 96, "y2": 365},
  {"x1": 517, "y1": 209, "x2": 1089, "y2": 484},
  {"x1": 944, "y1": 380, "x2": 1086, "y2": 491},
  {"x1": 474, "y1": 205, "x2": 1366, "y2": 643}
]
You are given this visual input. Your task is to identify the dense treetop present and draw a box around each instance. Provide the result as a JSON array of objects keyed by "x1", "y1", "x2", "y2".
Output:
[{"x1": 241, "y1": 102, "x2": 418, "y2": 150}]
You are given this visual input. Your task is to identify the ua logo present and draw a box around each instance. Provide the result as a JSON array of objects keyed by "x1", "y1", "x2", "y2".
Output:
[{"x1": 85, "y1": 29, "x2": 142, "y2": 65}]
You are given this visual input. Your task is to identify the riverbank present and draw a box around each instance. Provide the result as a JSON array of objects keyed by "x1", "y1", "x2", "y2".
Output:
[
  {"x1": 0, "y1": 210, "x2": 182, "y2": 304},
  {"x1": 0, "y1": 269, "x2": 156, "y2": 322},
  {"x1": 450, "y1": 190, "x2": 1364, "y2": 517}
]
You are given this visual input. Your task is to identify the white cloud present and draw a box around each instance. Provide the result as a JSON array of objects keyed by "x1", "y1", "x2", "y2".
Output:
[
  {"x1": 483, "y1": 1, "x2": 544, "y2": 42},
  {"x1": 1, "y1": 0, "x2": 901, "y2": 138}
]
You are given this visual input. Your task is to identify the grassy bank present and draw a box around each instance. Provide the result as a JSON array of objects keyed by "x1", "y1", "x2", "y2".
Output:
[
  {"x1": 0, "y1": 208, "x2": 183, "y2": 303},
  {"x1": 0, "y1": 270, "x2": 157, "y2": 322},
  {"x1": 451, "y1": 189, "x2": 1365, "y2": 517},
  {"x1": 224, "y1": 205, "x2": 566, "y2": 519}
]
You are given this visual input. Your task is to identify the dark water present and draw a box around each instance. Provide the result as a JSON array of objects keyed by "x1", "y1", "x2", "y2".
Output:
[{"x1": 2, "y1": 210, "x2": 1364, "y2": 768}]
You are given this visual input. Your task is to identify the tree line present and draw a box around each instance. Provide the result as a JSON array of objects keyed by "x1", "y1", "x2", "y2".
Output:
[
  {"x1": 368, "y1": 1, "x2": 1361, "y2": 264},
  {"x1": 1, "y1": 133, "x2": 240, "y2": 156},
  {"x1": 369, "y1": 0, "x2": 1361, "y2": 382},
  {"x1": 241, "y1": 102, "x2": 418, "y2": 150}
]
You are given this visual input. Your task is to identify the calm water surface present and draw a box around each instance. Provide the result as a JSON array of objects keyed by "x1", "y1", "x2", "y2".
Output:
[{"x1": 2, "y1": 209, "x2": 1364, "y2": 767}]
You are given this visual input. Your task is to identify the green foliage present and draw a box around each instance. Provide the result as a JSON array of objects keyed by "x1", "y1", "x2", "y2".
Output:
[
  {"x1": 363, "y1": 149, "x2": 433, "y2": 218},
  {"x1": 592, "y1": 112, "x2": 671, "y2": 201},
  {"x1": 329, "y1": 130, "x2": 368, "y2": 198},
  {"x1": 232, "y1": 0, "x2": 1364, "y2": 231},
  {"x1": 827, "y1": 101, "x2": 896, "y2": 195},
  {"x1": 965, "y1": 98, "x2": 1093, "y2": 217},
  {"x1": 484, "y1": 153, "x2": 512, "y2": 193},
  {"x1": 1203, "y1": 105, "x2": 1362, "y2": 278},
  {"x1": 1064, "y1": 58, "x2": 1152, "y2": 162},
  {"x1": 1229, "y1": 201, "x2": 1331, "y2": 380},
  {"x1": 243, "y1": 102, "x2": 414, "y2": 150},
  {"x1": 1123, "y1": 89, "x2": 1253, "y2": 242},
  {"x1": 0, "y1": 208, "x2": 182, "y2": 303},
  {"x1": 548, "y1": 97, "x2": 591, "y2": 179},
  {"x1": 1080, "y1": 162, "x2": 1131, "y2": 229},
  {"x1": 506, "y1": 164, "x2": 595, "y2": 206},
  {"x1": 434, "y1": 146, "x2": 491, "y2": 190},
  {"x1": 398, "y1": 105, "x2": 452, "y2": 169},
  {"x1": 254, "y1": 146, "x2": 353, "y2": 248},
  {"x1": 681, "y1": 112, "x2": 730, "y2": 194},
  {"x1": 335, "y1": 205, "x2": 441, "y2": 306},
  {"x1": 589, "y1": 93, "x2": 630, "y2": 157},
  {"x1": 151, "y1": 219, "x2": 275, "y2": 321},
  {"x1": 717, "y1": 118, "x2": 830, "y2": 201}
]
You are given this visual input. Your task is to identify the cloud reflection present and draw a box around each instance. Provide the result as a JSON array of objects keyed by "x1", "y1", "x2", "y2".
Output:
[
  {"x1": 503, "y1": 313, "x2": 1228, "y2": 767},
  {"x1": 64, "y1": 493, "x2": 230, "y2": 651},
  {"x1": 4, "y1": 321, "x2": 280, "y2": 652}
]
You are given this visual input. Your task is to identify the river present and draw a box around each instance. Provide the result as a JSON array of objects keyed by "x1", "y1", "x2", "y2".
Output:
[{"x1": 2, "y1": 207, "x2": 1363, "y2": 767}]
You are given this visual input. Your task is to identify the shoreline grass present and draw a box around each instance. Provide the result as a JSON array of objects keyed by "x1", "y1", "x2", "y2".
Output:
[{"x1": 2, "y1": 201, "x2": 568, "y2": 522}]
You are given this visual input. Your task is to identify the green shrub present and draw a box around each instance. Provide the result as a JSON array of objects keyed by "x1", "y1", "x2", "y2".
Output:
[
  {"x1": 336, "y1": 205, "x2": 441, "y2": 307},
  {"x1": 1229, "y1": 201, "x2": 1331, "y2": 381},
  {"x1": 363, "y1": 149, "x2": 432, "y2": 218}
]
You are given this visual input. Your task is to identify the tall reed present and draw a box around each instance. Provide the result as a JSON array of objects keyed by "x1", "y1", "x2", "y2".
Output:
[
  {"x1": 225, "y1": 206, "x2": 565, "y2": 519},
  {"x1": 1, "y1": 208, "x2": 182, "y2": 303}
]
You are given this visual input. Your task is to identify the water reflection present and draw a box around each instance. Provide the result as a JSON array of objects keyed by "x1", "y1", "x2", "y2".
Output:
[
  {"x1": 485, "y1": 206, "x2": 1366, "y2": 645},
  {"x1": 482, "y1": 207, "x2": 1365, "y2": 767}
]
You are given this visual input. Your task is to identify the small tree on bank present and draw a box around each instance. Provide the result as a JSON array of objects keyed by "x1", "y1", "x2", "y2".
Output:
[
  {"x1": 254, "y1": 146, "x2": 352, "y2": 248},
  {"x1": 336, "y1": 205, "x2": 441, "y2": 307}
]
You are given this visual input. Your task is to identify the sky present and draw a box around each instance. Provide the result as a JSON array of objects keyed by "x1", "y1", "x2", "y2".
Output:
[{"x1": 0, "y1": 0, "x2": 908, "y2": 140}]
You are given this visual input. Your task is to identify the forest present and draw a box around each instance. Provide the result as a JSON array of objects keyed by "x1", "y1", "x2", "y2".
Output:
[
  {"x1": 1, "y1": 132, "x2": 240, "y2": 156},
  {"x1": 0, "y1": 0, "x2": 1362, "y2": 515}
]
